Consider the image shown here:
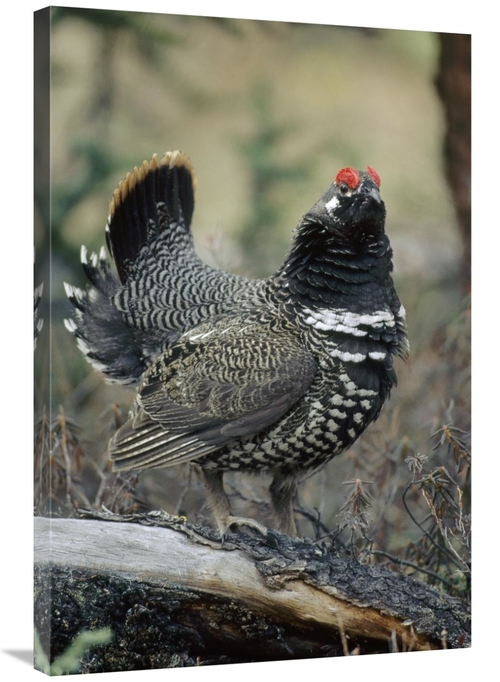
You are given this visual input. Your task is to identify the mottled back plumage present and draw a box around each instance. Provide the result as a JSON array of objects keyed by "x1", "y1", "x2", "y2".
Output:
[{"x1": 65, "y1": 152, "x2": 408, "y2": 536}]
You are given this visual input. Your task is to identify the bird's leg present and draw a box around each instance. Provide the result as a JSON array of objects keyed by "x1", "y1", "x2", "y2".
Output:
[
  {"x1": 200, "y1": 468, "x2": 269, "y2": 538},
  {"x1": 269, "y1": 470, "x2": 298, "y2": 536}
]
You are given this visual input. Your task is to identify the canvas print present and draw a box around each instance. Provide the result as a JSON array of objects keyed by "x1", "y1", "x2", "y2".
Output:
[{"x1": 34, "y1": 7, "x2": 471, "y2": 675}]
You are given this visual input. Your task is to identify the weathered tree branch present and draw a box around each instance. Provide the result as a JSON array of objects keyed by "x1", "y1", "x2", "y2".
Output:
[{"x1": 34, "y1": 511, "x2": 470, "y2": 672}]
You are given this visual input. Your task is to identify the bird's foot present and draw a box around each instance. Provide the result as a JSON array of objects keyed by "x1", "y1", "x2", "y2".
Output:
[{"x1": 219, "y1": 515, "x2": 269, "y2": 543}]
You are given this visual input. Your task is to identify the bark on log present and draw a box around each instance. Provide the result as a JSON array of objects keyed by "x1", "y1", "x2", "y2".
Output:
[{"x1": 34, "y1": 511, "x2": 470, "y2": 673}]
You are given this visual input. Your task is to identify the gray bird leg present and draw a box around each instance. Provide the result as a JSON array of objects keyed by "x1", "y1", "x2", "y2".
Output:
[
  {"x1": 201, "y1": 468, "x2": 269, "y2": 537},
  {"x1": 270, "y1": 470, "x2": 298, "y2": 536}
]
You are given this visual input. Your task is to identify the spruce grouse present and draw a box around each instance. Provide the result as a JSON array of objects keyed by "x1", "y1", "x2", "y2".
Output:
[{"x1": 64, "y1": 151, "x2": 409, "y2": 536}]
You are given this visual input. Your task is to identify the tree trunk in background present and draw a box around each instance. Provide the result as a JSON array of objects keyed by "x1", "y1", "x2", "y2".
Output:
[{"x1": 435, "y1": 33, "x2": 471, "y2": 292}]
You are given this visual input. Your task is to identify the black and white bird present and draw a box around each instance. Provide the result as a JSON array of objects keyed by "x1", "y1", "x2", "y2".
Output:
[{"x1": 64, "y1": 151, "x2": 409, "y2": 536}]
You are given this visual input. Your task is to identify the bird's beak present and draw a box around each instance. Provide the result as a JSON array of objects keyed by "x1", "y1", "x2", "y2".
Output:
[{"x1": 365, "y1": 185, "x2": 382, "y2": 204}]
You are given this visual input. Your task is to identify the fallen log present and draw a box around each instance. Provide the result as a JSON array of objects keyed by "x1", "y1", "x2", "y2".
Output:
[{"x1": 34, "y1": 511, "x2": 470, "y2": 672}]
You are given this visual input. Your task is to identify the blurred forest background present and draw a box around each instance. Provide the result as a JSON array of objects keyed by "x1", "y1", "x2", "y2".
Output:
[{"x1": 34, "y1": 9, "x2": 470, "y2": 600}]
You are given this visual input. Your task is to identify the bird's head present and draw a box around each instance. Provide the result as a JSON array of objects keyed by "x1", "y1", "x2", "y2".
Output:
[{"x1": 302, "y1": 166, "x2": 386, "y2": 248}]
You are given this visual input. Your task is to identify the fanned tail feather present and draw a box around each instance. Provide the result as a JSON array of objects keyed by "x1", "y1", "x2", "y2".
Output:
[
  {"x1": 106, "y1": 151, "x2": 196, "y2": 284},
  {"x1": 64, "y1": 151, "x2": 198, "y2": 383},
  {"x1": 63, "y1": 246, "x2": 145, "y2": 382}
]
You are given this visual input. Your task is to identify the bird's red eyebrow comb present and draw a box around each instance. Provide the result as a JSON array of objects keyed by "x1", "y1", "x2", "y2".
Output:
[
  {"x1": 335, "y1": 167, "x2": 360, "y2": 189},
  {"x1": 366, "y1": 166, "x2": 381, "y2": 187}
]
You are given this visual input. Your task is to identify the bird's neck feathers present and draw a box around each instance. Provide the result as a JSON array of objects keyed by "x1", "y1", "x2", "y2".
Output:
[{"x1": 270, "y1": 217, "x2": 394, "y2": 310}]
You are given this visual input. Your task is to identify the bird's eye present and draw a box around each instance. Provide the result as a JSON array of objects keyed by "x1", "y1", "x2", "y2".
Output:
[{"x1": 339, "y1": 182, "x2": 349, "y2": 194}]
